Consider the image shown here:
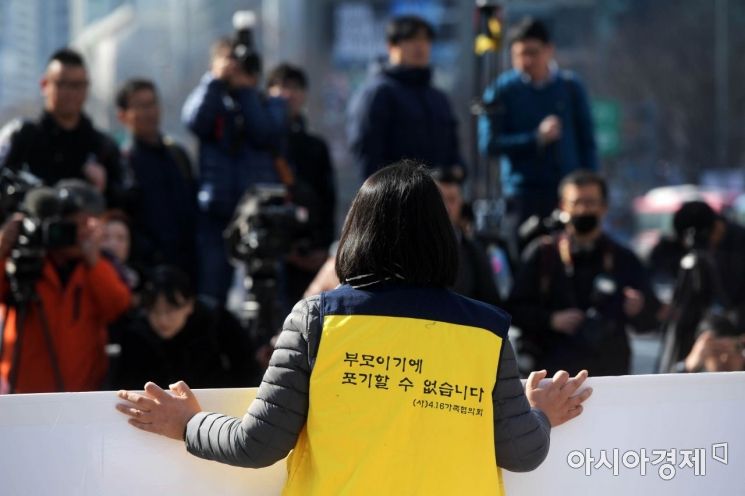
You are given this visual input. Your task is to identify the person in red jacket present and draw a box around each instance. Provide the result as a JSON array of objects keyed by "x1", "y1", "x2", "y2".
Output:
[{"x1": 0, "y1": 180, "x2": 131, "y2": 393}]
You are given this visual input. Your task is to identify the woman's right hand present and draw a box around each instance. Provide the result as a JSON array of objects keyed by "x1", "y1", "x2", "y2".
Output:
[
  {"x1": 116, "y1": 381, "x2": 202, "y2": 441},
  {"x1": 525, "y1": 369, "x2": 593, "y2": 427}
]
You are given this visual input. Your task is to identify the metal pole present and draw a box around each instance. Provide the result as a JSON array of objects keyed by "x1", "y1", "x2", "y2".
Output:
[{"x1": 714, "y1": 0, "x2": 729, "y2": 169}]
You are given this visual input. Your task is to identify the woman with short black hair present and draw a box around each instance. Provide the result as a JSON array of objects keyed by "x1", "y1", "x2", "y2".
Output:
[
  {"x1": 116, "y1": 161, "x2": 592, "y2": 495},
  {"x1": 335, "y1": 160, "x2": 457, "y2": 286}
]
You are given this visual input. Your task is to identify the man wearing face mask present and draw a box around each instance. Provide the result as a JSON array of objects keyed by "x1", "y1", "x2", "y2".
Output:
[
  {"x1": 509, "y1": 170, "x2": 659, "y2": 376},
  {"x1": 0, "y1": 181, "x2": 131, "y2": 393}
]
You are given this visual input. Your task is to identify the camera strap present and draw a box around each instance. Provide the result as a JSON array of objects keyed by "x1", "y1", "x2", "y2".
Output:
[
  {"x1": 273, "y1": 155, "x2": 295, "y2": 191},
  {"x1": 538, "y1": 234, "x2": 614, "y2": 302},
  {"x1": 557, "y1": 234, "x2": 614, "y2": 278}
]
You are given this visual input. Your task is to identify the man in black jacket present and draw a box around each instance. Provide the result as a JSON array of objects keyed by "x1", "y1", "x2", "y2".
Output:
[
  {"x1": 115, "y1": 79, "x2": 197, "y2": 278},
  {"x1": 347, "y1": 15, "x2": 465, "y2": 180},
  {"x1": 510, "y1": 170, "x2": 659, "y2": 376},
  {"x1": 266, "y1": 64, "x2": 336, "y2": 310},
  {"x1": 433, "y1": 168, "x2": 502, "y2": 307},
  {"x1": 0, "y1": 48, "x2": 123, "y2": 208}
]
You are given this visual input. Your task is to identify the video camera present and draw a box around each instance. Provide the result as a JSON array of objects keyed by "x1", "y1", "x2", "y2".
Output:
[
  {"x1": 518, "y1": 209, "x2": 569, "y2": 247},
  {"x1": 575, "y1": 274, "x2": 621, "y2": 349},
  {"x1": 225, "y1": 184, "x2": 309, "y2": 345},
  {"x1": 1, "y1": 169, "x2": 79, "y2": 304},
  {"x1": 0, "y1": 167, "x2": 41, "y2": 220},
  {"x1": 231, "y1": 11, "x2": 262, "y2": 76},
  {"x1": 225, "y1": 184, "x2": 309, "y2": 276}
]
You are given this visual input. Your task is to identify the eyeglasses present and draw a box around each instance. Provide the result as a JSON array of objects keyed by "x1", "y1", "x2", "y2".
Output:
[{"x1": 49, "y1": 79, "x2": 89, "y2": 91}]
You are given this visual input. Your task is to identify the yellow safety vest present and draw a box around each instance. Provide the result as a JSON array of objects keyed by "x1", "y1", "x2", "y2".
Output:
[{"x1": 283, "y1": 283, "x2": 509, "y2": 495}]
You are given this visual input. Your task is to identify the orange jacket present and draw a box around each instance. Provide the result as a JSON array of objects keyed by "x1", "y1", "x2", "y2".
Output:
[{"x1": 0, "y1": 256, "x2": 131, "y2": 393}]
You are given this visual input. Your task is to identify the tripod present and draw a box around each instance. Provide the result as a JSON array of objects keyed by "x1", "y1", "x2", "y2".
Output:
[
  {"x1": 240, "y1": 257, "x2": 283, "y2": 349},
  {"x1": 657, "y1": 248, "x2": 729, "y2": 373},
  {"x1": 0, "y1": 275, "x2": 64, "y2": 393}
]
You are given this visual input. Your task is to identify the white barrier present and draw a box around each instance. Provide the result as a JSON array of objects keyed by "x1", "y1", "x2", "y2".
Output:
[{"x1": 0, "y1": 372, "x2": 742, "y2": 495}]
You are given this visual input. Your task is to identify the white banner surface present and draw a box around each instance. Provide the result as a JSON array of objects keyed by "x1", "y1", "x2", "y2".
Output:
[{"x1": 0, "y1": 372, "x2": 741, "y2": 495}]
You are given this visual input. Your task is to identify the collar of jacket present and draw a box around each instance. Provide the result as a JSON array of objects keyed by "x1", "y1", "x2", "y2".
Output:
[
  {"x1": 345, "y1": 272, "x2": 406, "y2": 289},
  {"x1": 130, "y1": 134, "x2": 167, "y2": 152},
  {"x1": 383, "y1": 65, "x2": 432, "y2": 86},
  {"x1": 518, "y1": 59, "x2": 559, "y2": 89},
  {"x1": 40, "y1": 110, "x2": 94, "y2": 136}
]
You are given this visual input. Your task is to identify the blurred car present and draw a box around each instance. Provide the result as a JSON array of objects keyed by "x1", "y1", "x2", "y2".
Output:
[
  {"x1": 630, "y1": 184, "x2": 737, "y2": 259},
  {"x1": 731, "y1": 193, "x2": 745, "y2": 227}
]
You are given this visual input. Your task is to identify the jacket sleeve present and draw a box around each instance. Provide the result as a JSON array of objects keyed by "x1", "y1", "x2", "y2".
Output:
[
  {"x1": 493, "y1": 339, "x2": 551, "y2": 472},
  {"x1": 182, "y1": 73, "x2": 228, "y2": 139},
  {"x1": 479, "y1": 81, "x2": 539, "y2": 158},
  {"x1": 184, "y1": 297, "x2": 316, "y2": 467},
  {"x1": 85, "y1": 258, "x2": 131, "y2": 324},
  {"x1": 235, "y1": 90, "x2": 288, "y2": 150},
  {"x1": 0, "y1": 119, "x2": 25, "y2": 169},
  {"x1": 466, "y1": 237, "x2": 502, "y2": 307},
  {"x1": 620, "y1": 248, "x2": 661, "y2": 333},
  {"x1": 98, "y1": 134, "x2": 126, "y2": 208},
  {"x1": 568, "y1": 77, "x2": 598, "y2": 171},
  {"x1": 0, "y1": 256, "x2": 8, "y2": 303},
  {"x1": 508, "y1": 240, "x2": 556, "y2": 337},
  {"x1": 347, "y1": 84, "x2": 390, "y2": 179}
]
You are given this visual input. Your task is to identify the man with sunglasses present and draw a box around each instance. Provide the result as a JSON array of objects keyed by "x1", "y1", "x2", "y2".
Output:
[{"x1": 0, "y1": 48, "x2": 123, "y2": 209}]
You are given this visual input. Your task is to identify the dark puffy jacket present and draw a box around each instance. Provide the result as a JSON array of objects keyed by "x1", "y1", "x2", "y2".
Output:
[
  {"x1": 113, "y1": 297, "x2": 258, "y2": 390},
  {"x1": 0, "y1": 112, "x2": 124, "y2": 208},
  {"x1": 122, "y1": 137, "x2": 197, "y2": 276},
  {"x1": 182, "y1": 73, "x2": 288, "y2": 219},
  {"x1": 347, "y1": 65, "x2": 464, "y2": 179},
  {"x1": 184, "y1": 291, "x2": 551, "y2": 472}
]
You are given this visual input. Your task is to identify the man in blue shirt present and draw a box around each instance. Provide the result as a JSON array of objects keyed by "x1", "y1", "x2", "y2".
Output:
[{"x1": 479, "y1": 18, "x2": 597, "y2": 256}]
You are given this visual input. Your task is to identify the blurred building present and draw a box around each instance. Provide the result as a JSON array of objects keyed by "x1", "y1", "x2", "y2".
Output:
[
  {"x1": 1, "y1": 0, "x2": 744, "y2": 233},
  {"x1": 0, "y1": 0, "x2": 70, "y2": 118}
]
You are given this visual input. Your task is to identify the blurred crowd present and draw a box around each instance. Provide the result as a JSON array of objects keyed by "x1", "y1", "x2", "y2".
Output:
[{"x1": 0, "y1": 15, "x2": 742, "y2": 395}]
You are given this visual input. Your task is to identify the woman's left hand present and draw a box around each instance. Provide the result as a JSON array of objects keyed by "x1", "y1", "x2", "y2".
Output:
[{"x1": 115, "y1": 381, "x2": 202, "y2": 441}]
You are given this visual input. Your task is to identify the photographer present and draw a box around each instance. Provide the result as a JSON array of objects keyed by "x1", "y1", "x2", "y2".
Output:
[
  {"x1": 0, "y1": 180, "x2": 131, "y2": 393},
  {"x1": 509, "y1": 170, "x2": 659, "y2": 376},
  {"x1": 433, "y1": 168, "x2": 502, "y2": 306},
  {"x1": 266, "y1": 63, "x2": 336, "y2": 310},
  {"x1": 651, "y1": 201, "x2": 745, "y2": 372},
  {"x1": 182, "y1": 35, "x2": 288, "y2": 302},
  {"x1": 676, "y1": 312, "x2": 745, "y2": 373}
]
